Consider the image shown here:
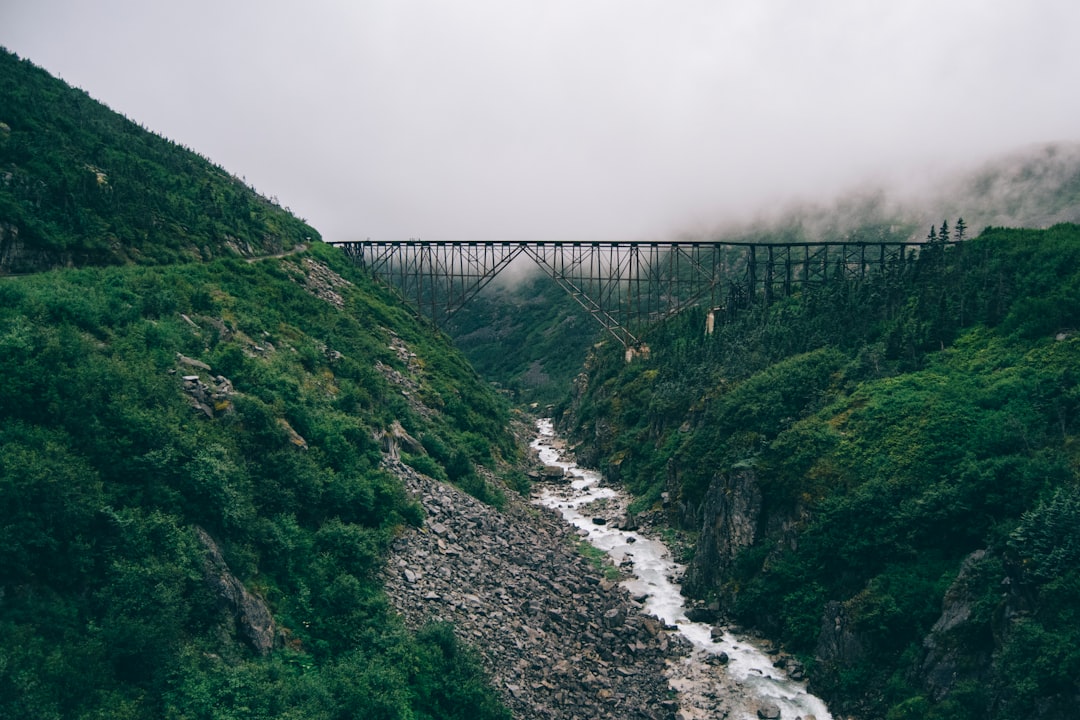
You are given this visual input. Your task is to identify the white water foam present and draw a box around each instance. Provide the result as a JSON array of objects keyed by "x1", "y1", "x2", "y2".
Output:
[{"x1": 531, "y1": 418, "x2": 832, "y2": 720}]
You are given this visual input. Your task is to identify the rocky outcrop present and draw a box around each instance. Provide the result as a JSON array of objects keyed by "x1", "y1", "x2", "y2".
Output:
[
  {"x1": 920, "y1": 549, "x2": 993, "y2": 701},
  {"x1": 375, "y1": 331, "x2": 433, "y2": 420},
  {"x1": 195, "y1": 526, "x2": 277, "y2": 655},
  {"x1": 684, "y1": 468, "x2": 762, "y2": 596},
  {"x1": 814, "y1": 600, "x2": 865, "y2": 670},
  {"x1": 277, "y1": 418, "x2": 308, "y2": 450},
  {"x1": 539, "y1": 464, "x2": 566, "y2": 480},
  {"x1": 286, "y1": 257, "x2": 352, "y2": 308},
  {"x1": 0, "y1": 222, "x2": 74, "y2": 274},
  {"x1": 756, "y1": 700, "x2": 781, "y2": 719},
  {"x1": 378, "y1": 419, "x2": 424, "y2": 458},
  {"x1": 382, "y1": 459, "x2": 682, "y2": 720},
  {"x1": 177, "y1": 362, "x2": 236, "y2": 419}
]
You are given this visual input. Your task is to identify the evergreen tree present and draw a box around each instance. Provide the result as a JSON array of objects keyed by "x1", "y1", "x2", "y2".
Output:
[
  {"x1": 939, "y1": 219, "x2": 951, "y2": 242},
  {"x1": 926, "y1": 225, "x2": 938, "y2": 242},
  {"x1": 955, "y1": 217, "x2": 967, "y2": 242}
]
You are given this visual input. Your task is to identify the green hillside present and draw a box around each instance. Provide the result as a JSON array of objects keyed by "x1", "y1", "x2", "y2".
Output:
[
  {"x1": 0, "y1": 48, "x2": 318, "y2": 271},
  {"x1": 7, "y1": 37, "x2": 1080, "y2": 720},
  {"x1": 447, "y1": 273, "x2": 597, "y2": 405},
  {"x1": 444, "y1": 146, "x2": 1080, "y2": 403},
  {"x1": 562, "y1": 225, "x2": 1080, "y2": 719},
  {"x1": 0, "y1": 49, "x2": 513, "y2": 719}
]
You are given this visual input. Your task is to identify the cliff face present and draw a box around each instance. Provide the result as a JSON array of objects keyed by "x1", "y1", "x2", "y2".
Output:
[
  {"x1": 918, "y1": 549, "x2": 994, "y2": 701},
  {"x1": 683, "y1": 468, "x2": 761, "y2": 598},
  {"x1": 683, "y1": 461, "x2": 1080, "y2": 720},
  {"x1": 685, "y1": 466, "x2": 1006, "y2": 716}
]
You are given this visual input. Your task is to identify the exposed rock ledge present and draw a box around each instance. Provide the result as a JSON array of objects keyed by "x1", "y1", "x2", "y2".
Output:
[
  {"x1": 382, "y1": 458, "x2": 686, "y2": 720},
  {"x1": 195, "y1": 526, "x2": 277, "y2": 655}
]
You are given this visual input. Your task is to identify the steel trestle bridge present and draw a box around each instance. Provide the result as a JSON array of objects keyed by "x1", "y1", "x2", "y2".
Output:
[{"x1": 331, "y1": 239, "x2": 928, "y2": 347}]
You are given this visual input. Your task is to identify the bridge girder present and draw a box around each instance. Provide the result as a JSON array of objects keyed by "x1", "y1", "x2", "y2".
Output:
[{"x1": 332, "y1": 240, "x2": 928, "y2": 347}]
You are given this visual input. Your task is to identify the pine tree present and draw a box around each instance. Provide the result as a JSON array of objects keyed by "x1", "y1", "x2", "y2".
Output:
[
  {"x1": 927, "y1": 225, "x2": 938, "y2": 242},
  {"x1": 939, "y1": 219, "x2": 951, "y2": 243},
  {"x1": 955, "y1": 217, "x2": 966, "y2": 242}
]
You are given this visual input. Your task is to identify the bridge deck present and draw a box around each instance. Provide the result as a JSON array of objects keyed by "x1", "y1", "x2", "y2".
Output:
[{"x1": 331, "y1": 239, "x2": 936, "y2": 346}]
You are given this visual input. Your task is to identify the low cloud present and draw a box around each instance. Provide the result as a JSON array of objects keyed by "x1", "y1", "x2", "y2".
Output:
[{"x1": 4, "y1": 1, "x2": 1079, "y2": 241}]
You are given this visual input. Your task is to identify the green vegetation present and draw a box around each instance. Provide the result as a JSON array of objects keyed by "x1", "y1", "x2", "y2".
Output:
[
  {"x1": 448, "y1": 273, "x2": 598, "y2": 405},
  {"x1": 564, "y1": 225, "x2": 1080, "y2": 718},
  {"x1": 577, "y1": 540, "x2": 622, "y2": 582},
  {"x1": 7, "y1": 33, "x2": 1080, "y2": 720},
  {"x1": 0, "y1": 47, "x2": 318, "y2": 270},
  {"x1": 0, "y1": 245, "x2": 514, "y2": 719},
  {"x1": 0, "y1": 48, "x2": 513, "y2": 719}
]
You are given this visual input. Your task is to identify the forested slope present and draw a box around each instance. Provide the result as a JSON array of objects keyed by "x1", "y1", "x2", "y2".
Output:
[
  {"x1": 0, "y1": 48, "x2": 318, "y2": 271},
  {"x1": 563, "y1": 225, "x2": 1080, "y2": 719},
  {"x1": 0, "y1": 49, "x2": 515, "y2": 719},
  {"x1": 445, "y1": 143, "x2": 1080, "y2": 404},
  {"x1": 448, "y1": 272, "x2": 596, "y2": 405}
]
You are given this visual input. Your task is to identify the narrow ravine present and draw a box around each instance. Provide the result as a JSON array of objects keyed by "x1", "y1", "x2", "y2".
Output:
[{"x1": 532, "y1": 419, "x2": 833, "y2": 720}]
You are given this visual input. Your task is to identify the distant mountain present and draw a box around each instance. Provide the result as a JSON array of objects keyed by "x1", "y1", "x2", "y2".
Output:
[
  {"x1": 932, "y1": 142, "x2": 1080, "y2": 230},
  {"x1": 0, "y1": 47, "x2": 319, "y2": 273},
  {"x1": 718, "y1": 141, "x2": 1080, "y2": 243},
  {"x1": 447, "y1": 272, "x2": 597, "y2": 405}
]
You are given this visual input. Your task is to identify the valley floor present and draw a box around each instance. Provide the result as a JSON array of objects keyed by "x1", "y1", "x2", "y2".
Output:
[{"x1": 381, "y1": 456, "x2": 681, "y2": 719}]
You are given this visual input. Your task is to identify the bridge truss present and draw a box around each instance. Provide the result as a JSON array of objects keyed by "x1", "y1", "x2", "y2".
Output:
[{"x1": 332, "y1": 240, "x2": 924, "y2": 347}]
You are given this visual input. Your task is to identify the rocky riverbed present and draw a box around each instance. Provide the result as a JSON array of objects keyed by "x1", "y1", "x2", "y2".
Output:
[
  {"x1": 382, "y1": 421, "x2": 832, "y2": 719},
  {"x1": 382, "y1": 456, "x2": 683, "y2": 719},
  {"x1": 531, "y1": 419, "x2": 832, "y2": 720}
]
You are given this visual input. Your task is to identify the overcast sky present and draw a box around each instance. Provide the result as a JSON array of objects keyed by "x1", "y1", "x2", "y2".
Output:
[{"x1": 4, "y1": 1, "x2": 1079, "y2": 242}]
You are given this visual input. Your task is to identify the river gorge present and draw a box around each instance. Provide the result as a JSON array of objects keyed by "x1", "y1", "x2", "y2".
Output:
[
  {"x1": 532, "y1": 419, "x2": 832, "y2": 720},
  {"x1": 381, "y1": 417, "x2": 833, "y2": 719}
]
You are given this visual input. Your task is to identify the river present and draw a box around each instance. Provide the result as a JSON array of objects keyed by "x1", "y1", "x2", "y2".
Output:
[{"x1": 531, "y1": 418, "x2": 833, "y2": 720}]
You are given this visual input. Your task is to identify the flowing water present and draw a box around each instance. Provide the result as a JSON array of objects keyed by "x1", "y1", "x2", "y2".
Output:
[{"x1": 532, "y1": 418, "x2": 832, "y2": 720}]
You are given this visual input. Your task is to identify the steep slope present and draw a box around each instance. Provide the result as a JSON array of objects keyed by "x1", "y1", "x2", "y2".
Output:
[
  {"x1": 382, "y1": 459, "x2": 678, "y2": 720},
  {"x1": 563, "y1": 225, "x2": 1080, "y2": 719},
  {"x1": 0, "y1": 244, "x2": 519, "y2": 719},
  {"x1": 0, "y1": 47, "x2": 318, "y2": 272},
  {"x1": 0, "y1": 50, "x2": 517, "y2": 719}
]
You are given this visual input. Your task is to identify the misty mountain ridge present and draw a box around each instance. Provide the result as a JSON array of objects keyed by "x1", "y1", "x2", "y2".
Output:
[
  {"x1": 694, "y1": 140, "x2": 1080, "y2": 247},
  {"x1": 446, "y1": 139, "x2": 1080, "y2": 405},
  {"x1": 934, "y1": 141, "x2": 1080, "y2": 229}
]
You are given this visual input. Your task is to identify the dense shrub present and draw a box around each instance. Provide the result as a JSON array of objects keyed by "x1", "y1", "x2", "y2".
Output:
[
  {"x1": 566, "y1": 224, "x2": 1080, "y2": 718},
  {"x1": 0, "y1": 248, "x2": 512, "y2": 719}
]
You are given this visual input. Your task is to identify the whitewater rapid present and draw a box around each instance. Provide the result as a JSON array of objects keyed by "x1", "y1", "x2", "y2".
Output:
[{"x1": 531, "y1": 418, "x2": 832, "y2": 720}]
